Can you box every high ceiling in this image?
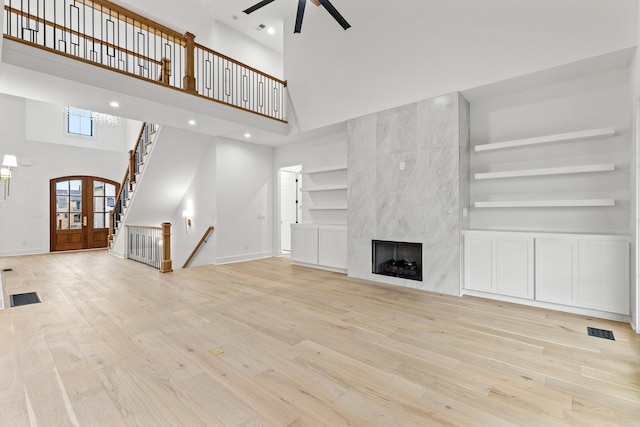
[2,0,637,146]
[112,0,314,54]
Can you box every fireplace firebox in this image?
[372,240,422,281]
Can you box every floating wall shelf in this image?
[301,185,348,192]
[474,127,615,152]
[307,205,348,210]
[301,165,348,174]
[474,199,615,208]
[474,163,615,180]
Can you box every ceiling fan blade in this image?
[294,0,306,33]
[317,0,351,30]
[243,0,277,15]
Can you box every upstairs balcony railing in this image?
[2,0,287,122]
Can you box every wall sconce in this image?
[182,210,193,231]
[1,154,17,199]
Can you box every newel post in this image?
[183,32,197,94]
[161,57,171,85]
[128,149,135,189]
[160,222,173,273]
[108,212,114,242]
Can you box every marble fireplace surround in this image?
[347,92,470,295]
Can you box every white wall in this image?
[25,100,130,152]
[630,8,640,333]
[215,138,275,264]
[126,119,145,151]
[284,0,638,132]
[197,21,284,80]
[122,126,213,227]
[0,95,126,256]
[171,143,217,269]
[274,129,347,250]
[469,67,632,234]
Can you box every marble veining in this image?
[347,92,470,296]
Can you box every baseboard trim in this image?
[216,252,274,265]
[0,248,47,257]
[109,249,126,259]
[462,289,631,323]
[291,261,347,274]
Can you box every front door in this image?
[50,176,119,251]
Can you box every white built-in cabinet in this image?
[291,164,348,273]
[463,230,630,317]
[535,237,630,314]
[464,233,534,299]
[318,226,348,270]
[291,224,347,272]
[291,224,318,265]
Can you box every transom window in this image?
[67,107,94,137]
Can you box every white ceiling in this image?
[2,0,637,147]
[112,0,316,54]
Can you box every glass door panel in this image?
[51,176,119,251]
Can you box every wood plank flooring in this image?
[0,251,638,426]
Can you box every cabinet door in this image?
[577,240,629,315]
[318,228,348,269]
[535,238,576,305]
[496,237,534,299]
[464,234,494,292]
[291,226,318,264]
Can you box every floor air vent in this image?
[10,292,41,307]
[587,327,615,341]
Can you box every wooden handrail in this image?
[114,166,129,204]
[182,226,215,269]
[4,0,288,122]
[72,0,187,42]
[194,42,287,87]
[125,224,163,231]
[4,6,164,65]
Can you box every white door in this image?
[280,166,301,253]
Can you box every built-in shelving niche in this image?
[300,166,347,224]
[473,127,617,209]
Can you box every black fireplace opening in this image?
[372,240,422,281]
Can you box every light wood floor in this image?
[0,251,639,426]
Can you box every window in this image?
[67,107,93,137]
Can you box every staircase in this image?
[109,122,158,257]
[109,124,214,259]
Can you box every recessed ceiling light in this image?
[110,101,119,108]
[244,132,251,138]
[188,120,196,126]
[267,27,275,35]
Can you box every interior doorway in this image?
[279,165,301,253]
[50,176,119,251]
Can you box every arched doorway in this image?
[50,176,119,251]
